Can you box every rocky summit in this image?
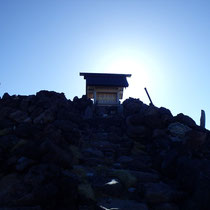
[0,90,210,210]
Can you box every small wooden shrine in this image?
[80,72,131,106]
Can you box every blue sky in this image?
[0,0,210,128]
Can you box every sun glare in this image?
[95,49,160,103]
[105,55,152,101]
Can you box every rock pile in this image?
[0,91,209,210]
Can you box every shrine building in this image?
[80,72,131,106]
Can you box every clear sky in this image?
[0,0,210,129]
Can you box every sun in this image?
[95,49,159,102]
[105,55,151,99]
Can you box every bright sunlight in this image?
[96,50,158,102]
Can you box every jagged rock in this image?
[123,97,145,116]
[41,140,73,168]
[142,182,183,203]
[132,170,160,183]
[13,140,43,161]
[0,173,26,206]
[0,135,20,151]
[185,129,207,150]
[127,125,149,139]
[174,113,196,128]
[117,156,133,164]
[82,148,104,158]
[9,110,31,123]
[108,169,137,188]
[2,92,10,100]
[168,122,191,138]
[176,158,210,210]
[0,90,209,210]
[78,183,95,202]
[14,123,41,139]
[91,176,124,197]
[33,109,55,124]
[84,106,93,119]
[144,105,162,129]
[16,156,36,172]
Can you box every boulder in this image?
[16,157,36,172]
[41,140,73,168]
[108,169,137,188]
[9,110,31,123]
[168,122,191,138]
[0,173,26,206]
[185,129,207,150]
[144,105,162,129]
[123,98,144,116]
[84,106,93,120]
[142,182,182,203]
[174,113,196,128]
[82,148,104,158]
[33,109,55,124]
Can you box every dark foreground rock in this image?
[0,91,209,210]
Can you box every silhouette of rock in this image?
[0,91,209,210]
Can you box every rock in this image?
[91,176,124,197]
[33,109,55,124]
[128,113,145,126]
[78,183,95,202]
[159,107,173,117]
[174,113,196,128]
[176,157,205,193]
[143,182,180,203]
[0,135,20,151]
[0,118,14,129]
[144,105,162,129]
[2,92,10,100]
[53,119,78,132]
[0,127,13,136]
[98,198,148,210]
[0,173,25,206]
[168,122,191,138]
[117,156,133,164]
[132,171,160,183]
[13,140,43,161]
[69,145,83,164]
[153,202,179,210]
[83,157,105,167]
[185,129,207,150]
[102,180,124,197]
[0,90,210,210]
[123,97,144,116]
[41,140,73,168]
[108,169,137,188]
[91,140,117,151]
[161,149,179,178]
[84,106,93,120]
[14,123,41,139]
[82,148,104,158]
[16,157,35,172]
[9,110,31,123]
[127,125,149,139]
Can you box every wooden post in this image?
[116,91,120,105]
[93,90,96,104]
[144,87,153,105]
[200,109,206,128]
